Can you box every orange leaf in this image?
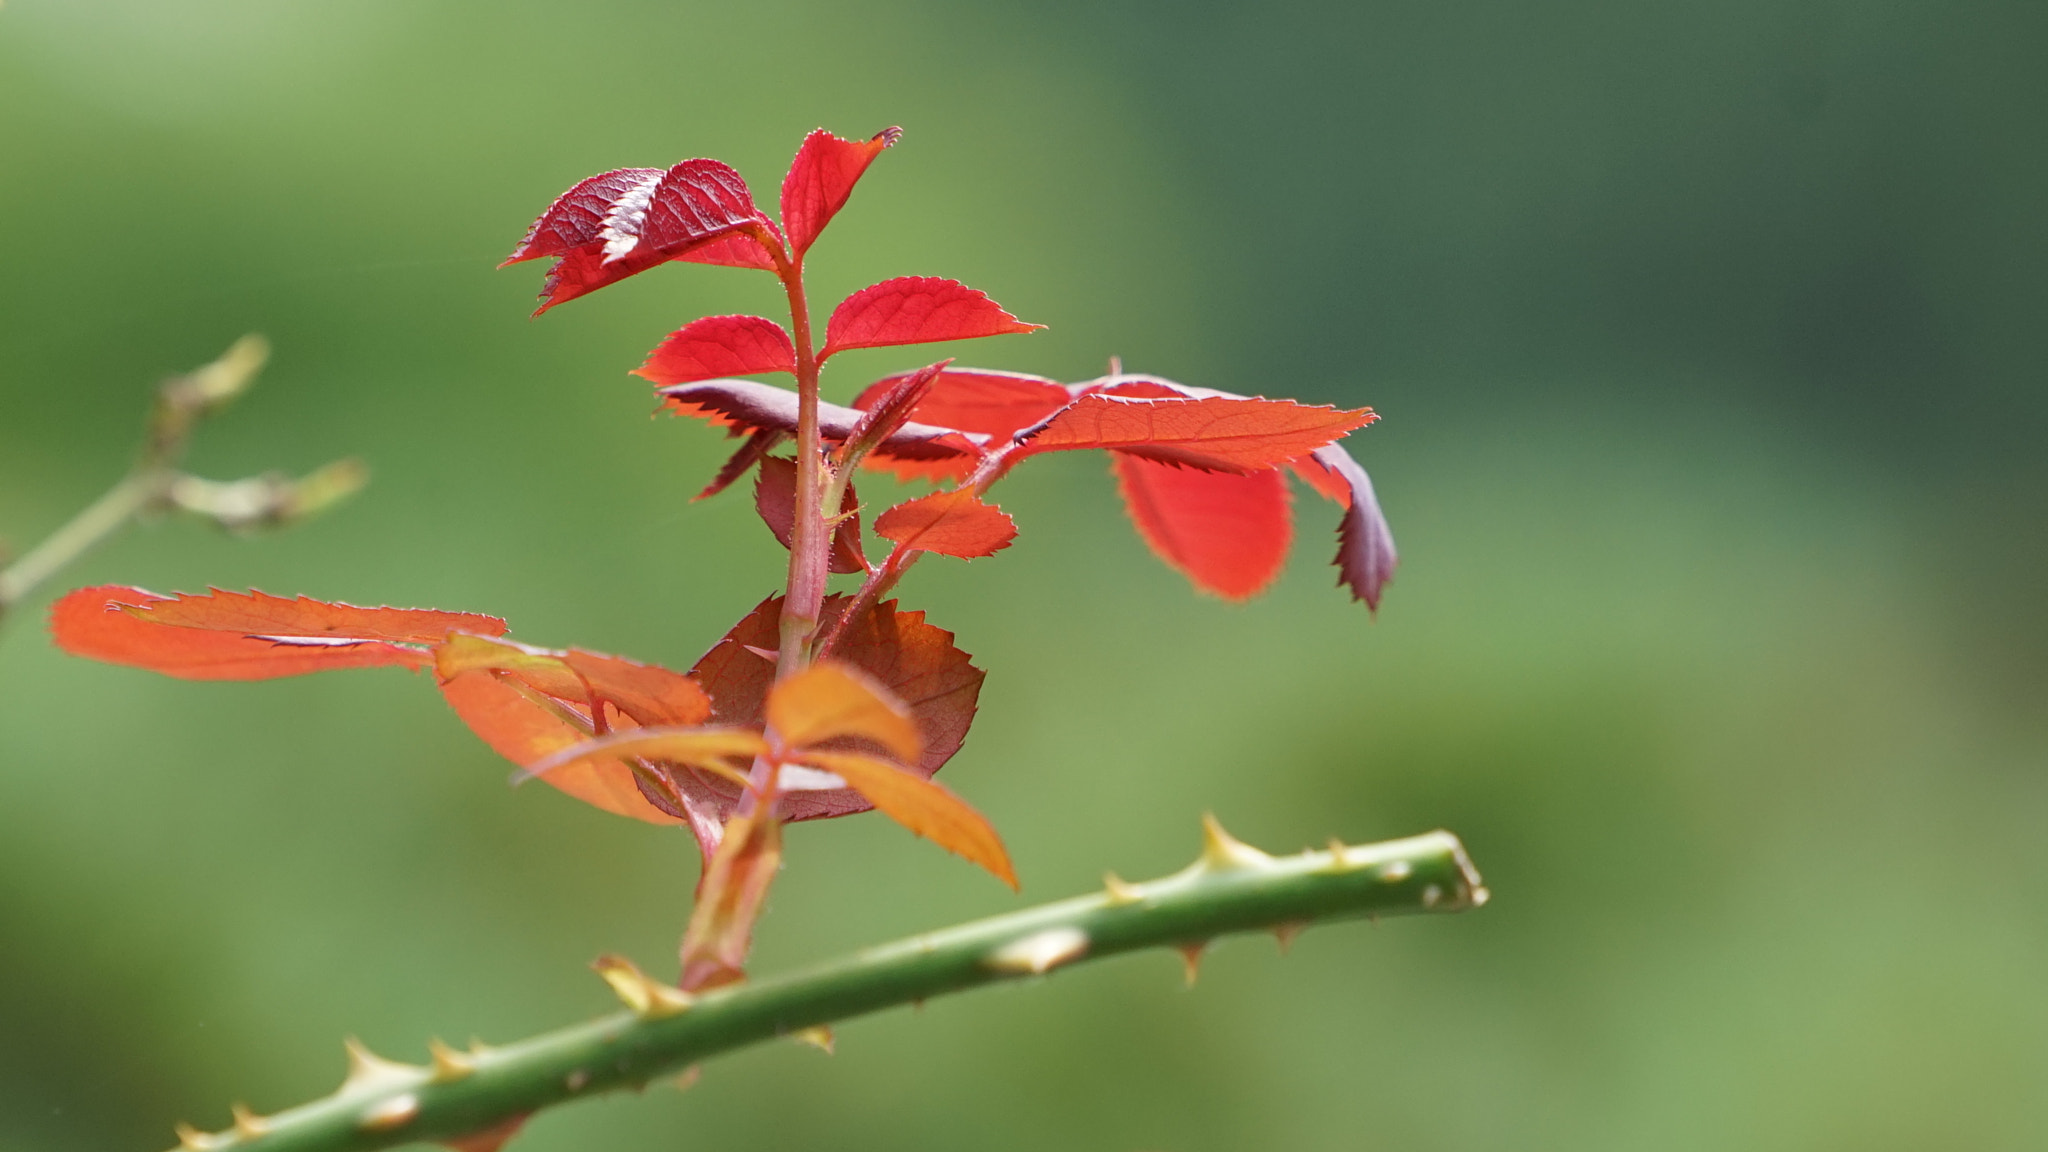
[49,585,502,680]
[765,661,922,764]
[797,750,1016,889]
[438,671,684,825]
[522,726,767,788]
[1112,455,1292,600]
[687,596,983,825]
[874,489,1017,559]
[434,633,711,728]
[1016,393,1374,472]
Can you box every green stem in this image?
[175,823,1487,1152]
[0,469,167,613]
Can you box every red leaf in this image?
[1293,443,1398,610]
[874,490,1017,559]
[510,159,774,313]
[503,168,663,264]
[621,159,768,263]
[685,596,983,824]
[820,277,1042,361]
[49,586,504,681]
[673,230,779,271]
[780,126,901,256]
[1113,456,1292,600]
[634,315,796,385]
[752,456,868,574]
[853,368,1073,442]
[1016,393,1374,472]
[659,378,986,472]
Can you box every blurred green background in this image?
[3,1,2044,1149]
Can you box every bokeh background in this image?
[3,1,2045,1149]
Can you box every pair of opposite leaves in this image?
[49,585,1008,885]
[505,125,1396,605]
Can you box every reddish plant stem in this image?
[773,247,829,682]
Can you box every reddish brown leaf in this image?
[49,585,503,681]
[780,126,901,256]
[819,277,1043,361]
[874,489,1017,559]
[660,378,986,471]
[678,812,782,990]
[752,456,868,574]
[797,750,1015,889]
[766,662,922,764]
[439,670,684,825]
[1293,443,1398,610]
[1113,455,1292,600]
[684,596,983,824]
[853,368,1073,442]
[635,315,796,385]
[1016,393,1374,472]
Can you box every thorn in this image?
[593,954,695,1019]
[1471,885,1493,907]
[791,1025,835,1055]
[1198,813,1272,872]
[1177,942,1208,987]
[1273,921,1308,955]
[1102,871,1144,906]
[986,927,1090,975]
[1381,859,1413,883]
[1324,836,1353,870]
[343,1036,422,1091]
[358,1092,421,1132]
[671,1066,703,1093]
[1422,883,1443,908]
[428,1036,477,1082]
[466,1037,492,1058]
[1107,354,1123,375]
[229,1103,268,1140]
[173,1122,222,1150]
[440,1113,531,1152]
